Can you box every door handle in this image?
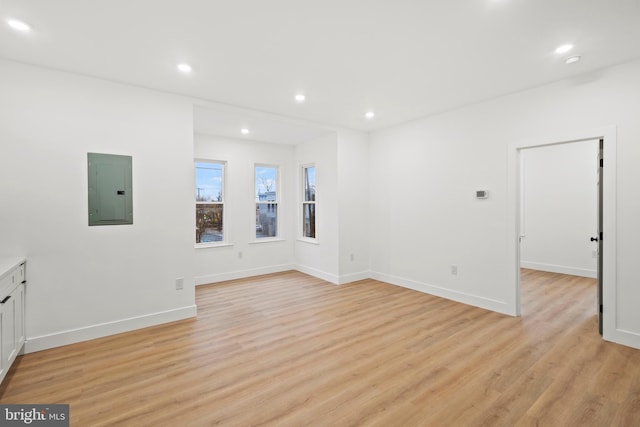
[590,237,599,242]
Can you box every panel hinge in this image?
[599,304,603,314]
[600,231,603,240]
[600,158,604,168]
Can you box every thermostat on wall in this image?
[476,190,489,199]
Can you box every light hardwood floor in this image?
[1,269,639,426]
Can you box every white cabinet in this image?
[0,258,26,384]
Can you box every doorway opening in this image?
[518,139,599,332]
[510,127,616,340]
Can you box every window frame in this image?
[195,159,228,248]
[254,163,281,241]
[300,163,318,242]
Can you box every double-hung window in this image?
[255,165,279,239]
[302,164,316,239]
[195,160,225,245]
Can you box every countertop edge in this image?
[0,257,27,280]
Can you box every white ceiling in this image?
[2,0,640,143]
[193,105,334,145]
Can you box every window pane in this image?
[196,204,223,243]
[255,166,277,202]
[195,162,223,202]
[303,203,316,238]
[256,203,277,238]
[304,166,316,202]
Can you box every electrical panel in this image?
[88,153,133,226]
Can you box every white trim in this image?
[607,328,640,350]
[520,261,597,278]
[295,264,340,285]
[195,242,233,249]
[338,271,370,285]
[297,238,320,245]
[196,263,366,287]
[24,305,197,354]
[370,271,511,315]
[248,238,286,244]
[195,264,295,285]
[508,126,624,345]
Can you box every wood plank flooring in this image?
[1,269,639,426]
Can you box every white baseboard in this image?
[370,271,512,315]
[195,264,295,285]
[338,271,370,285]
[197,262,369,286]
[293,265,370,285]
[605,327,640,350]
[520,261,597,278]
[295,264,340,284]
[24,305,197,354]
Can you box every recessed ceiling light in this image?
[565,56,581,65]
[241,128,250,135]
[7,19,31,32]
[295,94,306,103]
[177,63,192,73]
[365,111,375,120]
[555,44,573,54]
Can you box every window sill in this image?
[297,238,319,245]
[195,242,233,249]
[249,238,286,244]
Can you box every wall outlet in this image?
[175,278,184,290]
[451,265,458,275]
[592,250,598,259]
[238,251,243,259]
[350,253,355,262]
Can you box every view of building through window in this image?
[255,165,278,238]
[195,161,224,244]
[303,165,316,239]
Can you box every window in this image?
[302,164,316,239]
[255,165,278,239]
[195,161,225,245]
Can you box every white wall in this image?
[337,129,370,283]
[4,55,639,351]
[194,130,370,286]
[520,141,598,277]
[369,59,640,348]
[369,113,510,314]
[193,134,295,283]
[0,60,196,352]
[295,133,341,283]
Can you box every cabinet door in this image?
[0,289,15,372]
[13,283,25,351]
[16,263,26,349]
[0,307,5,380]
[0,264,26,385]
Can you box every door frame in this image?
[507,126,617,341]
